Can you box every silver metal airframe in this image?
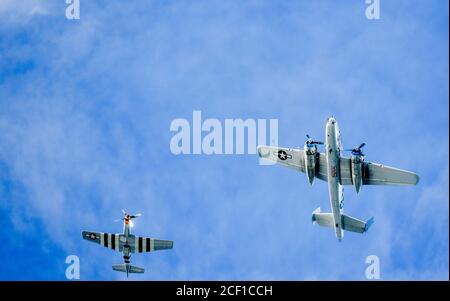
[82,211,173,276]
[258,117,419,241]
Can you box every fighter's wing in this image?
[82,231,121,251]
[339,157,419,186]
[131,236,174,253]
[257,145,328,182]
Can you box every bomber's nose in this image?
[327,116,336,124]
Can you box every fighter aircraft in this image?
[82,210,173,277]
[257,117,419,241]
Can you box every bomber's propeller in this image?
[305,134,324,146]
[345,143,366,156]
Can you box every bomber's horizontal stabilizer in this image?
[312,207,334,228]
[341,214,374,234]
[311,208,374,234]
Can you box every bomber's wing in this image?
[257,145,305,172]
[339,157,354,185]
[315,153,328,182]
[131,236,174,253]
[339,157,419,186]
[82,231,121,251]
[362,161,419,185]
[257,145,328,182]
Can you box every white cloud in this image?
[0,0,50,23]
[0,0,448,280]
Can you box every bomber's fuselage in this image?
[325,117,344,240]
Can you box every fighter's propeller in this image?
[305,134,324,146]
[345,143,366,156]
[115,210,142,222]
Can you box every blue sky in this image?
[0,0,448,280]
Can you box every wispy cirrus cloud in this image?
[0,0,52,23]
[0,0,448,280]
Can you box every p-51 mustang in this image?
[257,117,419,241]
[82,210,173,277]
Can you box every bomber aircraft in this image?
[257,117,419,241]
[82,210,173,276]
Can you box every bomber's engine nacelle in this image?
[351,155,364,193]
[345,143,366,193]
[304,144,318,185]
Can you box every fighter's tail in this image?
[312,207,374,234]
[112,264,145,277]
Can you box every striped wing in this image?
[82,231,122,251]
[132,236,174,253]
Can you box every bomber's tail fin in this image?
[311,207,374,234]
[112,264,145,277]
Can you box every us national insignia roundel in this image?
[277,150,291,160]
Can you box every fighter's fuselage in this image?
[122,217,132,274]
[325,117,345,240]
[123,216,131,237]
